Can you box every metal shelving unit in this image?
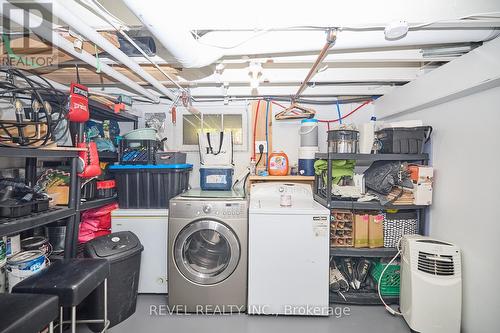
[315,152,428,161]
[0,207,75,236]
[88,98,138,126]
[315,152,430,305]
[80,195,117,211]
[0,146,81,258]
[314,194,428,211]
[330,247,399,258]
[330,291,399,305]
[0,147,80,158]
[98,151,118,161]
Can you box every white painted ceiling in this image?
[71,0,500,100]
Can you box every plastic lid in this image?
[85,231,143,259]
[301,119,318,123]
[109,163,193,170]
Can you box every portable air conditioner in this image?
[400,235,462,333]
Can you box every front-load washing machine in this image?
[168,190,247,313]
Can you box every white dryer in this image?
[248,183,330,316]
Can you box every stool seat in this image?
[0,293,58,333]
[13,258,110,307]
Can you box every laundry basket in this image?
[383,211,419,248]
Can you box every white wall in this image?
[379,87,500,332]
[131,100,375,188]
[374,37,500,332]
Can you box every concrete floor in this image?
[77,295,410,333]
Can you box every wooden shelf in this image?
[248,175,316,190]
[248,175,315,182]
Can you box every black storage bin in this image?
[109,164,192,208]
[375,126,432,154]
[83,231,144,331]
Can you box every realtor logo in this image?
[1,1,57,68]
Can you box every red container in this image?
[96,180,116,199]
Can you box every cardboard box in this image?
[354,213,369,248]
[368,214,384,248]
[413,182,433,205]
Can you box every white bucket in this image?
[298,146,319,159]
[7,250,47,292]
[299,119,319,147]
[6,234,21,258]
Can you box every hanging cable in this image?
[335,99,342,125]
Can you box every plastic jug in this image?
[268,151,289,176]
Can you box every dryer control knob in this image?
[202,204,212,214]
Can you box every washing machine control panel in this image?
[170,199,247,219]
[202,204,212,214]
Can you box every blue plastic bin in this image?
[200,166,233,191]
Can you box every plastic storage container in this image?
[199,166,234,191]
[83,231,144,332]
[299,119,318,147]
[0,201,33,218]
[371,262,400,296]
[155,151,187,165]
[96,180,116,199]
[375,126,432,154]
[118,139,159,165]
[109,164,192,209]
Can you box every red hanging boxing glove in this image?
[78,141,101,178]
[68,83,89,123]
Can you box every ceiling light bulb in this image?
[384,21,409,40]
[250,78,260,89]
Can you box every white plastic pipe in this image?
[41,0,177,100]
[123,0,499,68]
[0,0,160,102]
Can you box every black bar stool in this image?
[12,258,110,333]
[0,293,59,333]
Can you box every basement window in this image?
[180,104,248,151]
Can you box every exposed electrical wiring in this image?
[190,12,500,50]
[339,11,500,31]
[317,99,373,125]
[378,237,404,316]
[252,99,261,159]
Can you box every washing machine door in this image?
[174,219,240,285]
